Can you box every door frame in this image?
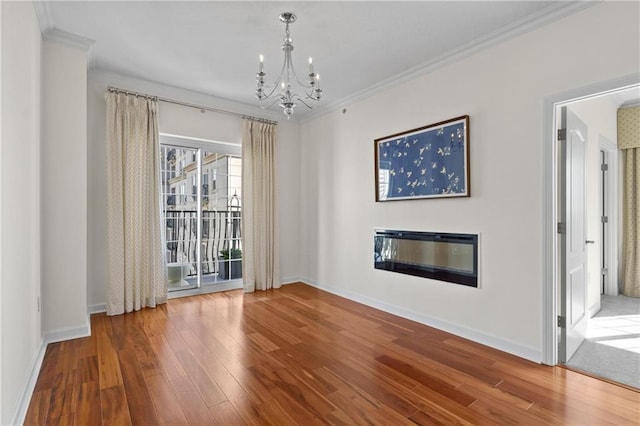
[159,133,244,299]
[598,136,619,298]
[541,73,640,366]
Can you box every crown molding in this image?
[34,2,96,68]
[43,28,95,51]
[32,1,54,34]
[302,1,597,124]
[620,100,640,109]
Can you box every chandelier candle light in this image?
[256,12,322,119]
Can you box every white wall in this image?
[568,97,618,316]
[0,1,3,417]
[0,2,42,423]
[41,39,89,335]
[299,2,640,361]
[87,72,301,307]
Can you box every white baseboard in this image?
[44,315,91,345]
[11,338,47,426]
[589,301,601,319]
[301,278,542,363]
[88,303,106,314]
[280,276,301,285]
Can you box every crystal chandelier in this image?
[256,12,322,119]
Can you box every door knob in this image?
[586,240,595,244]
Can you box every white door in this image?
[559,107,589,362]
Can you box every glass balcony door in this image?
[160,138,242,292]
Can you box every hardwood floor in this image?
[26,283,639,425]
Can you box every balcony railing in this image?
[164,209,241,277]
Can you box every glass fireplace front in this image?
[374,229,478,287]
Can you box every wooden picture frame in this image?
[374,115,470,201]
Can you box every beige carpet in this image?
[567,295,640,388]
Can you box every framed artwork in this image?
[374,115,470,201]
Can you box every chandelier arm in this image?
[303,92,320,102]
[292,97,318,109]
[290,92,320,108]
[259,57,288,100]
[260,75,284,100]
[259,96,285,110]
[286,59,316,90]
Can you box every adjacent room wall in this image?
[41,38,89,336]
[568,97,618,316]
[0,2,42,423]
[87,72,301,308]
[299,1,640,361]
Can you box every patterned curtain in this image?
[241,119,279,292]
[622,148,640,297]
[619,106,640,297]
[105,91,167,315]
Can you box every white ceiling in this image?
[40,1,595,118]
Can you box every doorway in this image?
[543,77,640,388]
[159,134,243,293]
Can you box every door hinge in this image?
[557,129,567,141]
[601,267,608,275]
[601,163,609,172]
[558,316,566,328]
[601,216,608,224]
[557,222,566,234]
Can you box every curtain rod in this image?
[106,86,278,125]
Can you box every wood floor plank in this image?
[268,387,326,426]
[374,354,474,405]
[24,389,51,425]
[44,373,74,423]
[393,334,504,385]
[168,376,217,425]
[221,360,275,404]
[267,366,336,417]
[25,283,640,425]
[341,357,492,426]
[175,349,228,407]
[33,344,60,392]
[148,334,188,381]
[76,355,99,384]
[118,348,160,425]
[254,395,302,426]
[50,414,74,426]
[208,400,246,425]
[267,349,338,396]
[145,374,189,425]
[468,398,548,425]
[100,385,132,426]
[94,315,124,390]
[409,384,494,425]
[230,396,270,426]
[457,379,533,411]
[71,381,101,426]
[188,346,250,401]
[315,354,421,417]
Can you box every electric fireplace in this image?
[374,229,478,287]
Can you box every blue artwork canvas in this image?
[375,116,469,201]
